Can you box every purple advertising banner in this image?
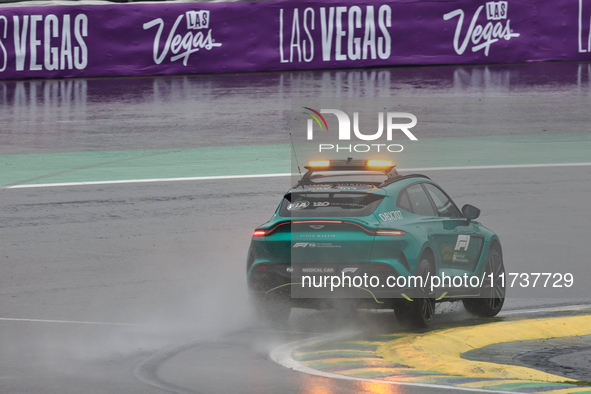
[0,0,590,79]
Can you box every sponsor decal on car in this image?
[287,200,310,210]
[454,234,471,251]
[452,235,472,263]
[302,267,335,273]
[379,210,403,221]
[292,242,341,248]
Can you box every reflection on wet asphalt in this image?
[1,62,591,154]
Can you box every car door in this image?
[397,183,441,269]
[422,183,484,277]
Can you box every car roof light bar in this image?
[304,159,395,172]
[297,158,398,188]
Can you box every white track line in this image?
[0,317,140,326]
[4,162,591,189]
[4,173,293,189]
[3,305,587,328]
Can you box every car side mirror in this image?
[462,204,480,223]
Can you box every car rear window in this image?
[280,192,384,218]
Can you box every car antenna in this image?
[289,132,302,175]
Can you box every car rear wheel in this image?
[463,246,505,317]
[394,256,435,329]
[250,292,291,328]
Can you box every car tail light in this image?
[252,222,291,237]
[292,220,343,224]
[376,230,405,236]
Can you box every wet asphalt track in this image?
[1,62,591,393]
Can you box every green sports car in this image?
[247,159,505,328]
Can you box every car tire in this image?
[394,256,435,329]
[463,246,505,318]
[250,292,291,328]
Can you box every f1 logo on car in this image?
[293,242,318,248]
[454,235,471,251]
